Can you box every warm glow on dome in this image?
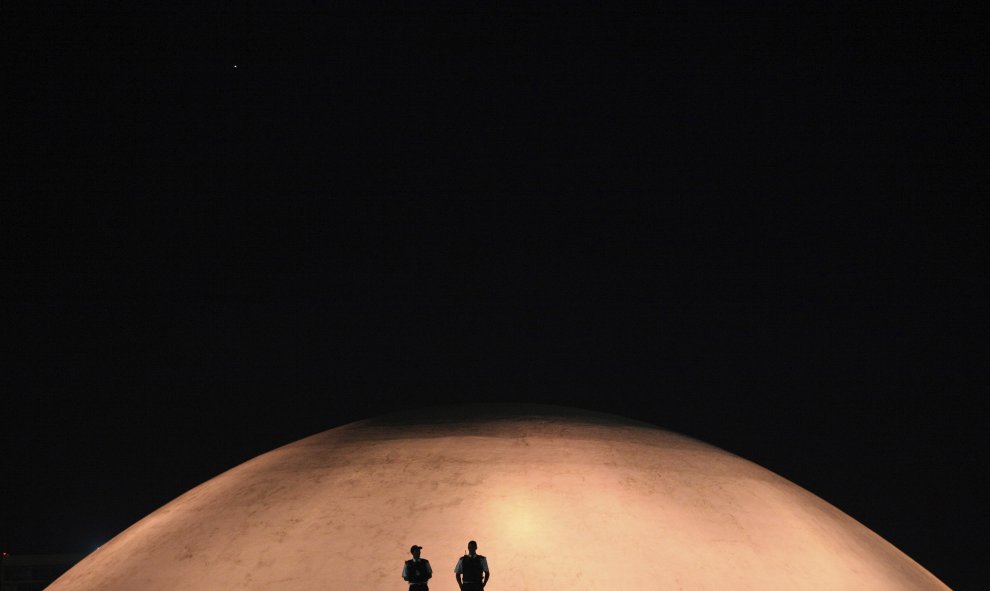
[47,405,949,591]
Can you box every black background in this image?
[2,7,985,589]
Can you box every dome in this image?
[49,404,949,590]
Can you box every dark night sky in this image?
[2,6,985,590]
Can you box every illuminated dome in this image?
[49,404,948,590]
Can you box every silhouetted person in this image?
[454,540,489,591]
[403,545,432,591]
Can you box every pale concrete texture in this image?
[49,404,949,590]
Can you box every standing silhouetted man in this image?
[403,545,432,591]
[454,540,489,591]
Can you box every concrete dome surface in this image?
[49,404,949,590]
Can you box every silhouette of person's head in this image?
[410,545,422,559]
[467,540,477,556]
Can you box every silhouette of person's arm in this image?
[402,561,409,582]
[454,556,463,589]
[425,560,433,580]
[481,557,490,587]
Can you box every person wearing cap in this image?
[454,540,489,590]
[403,545,432,591]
